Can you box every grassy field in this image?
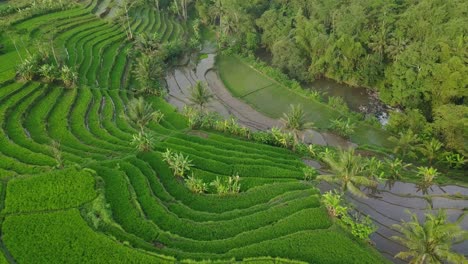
[216,55,393,148]
[0,1,388,263]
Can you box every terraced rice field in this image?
[0,1,386,263]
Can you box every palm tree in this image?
[317,149,377,198]
[280,104,314,149]
[132,54,164,95]
[388,129,420,159]
[125,97,164,132]
[384,157,411,180]
[189,81,213,110]
[417,138,443,165]
[131,132,153,152]
[392,210,468,264]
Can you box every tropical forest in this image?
[0,0,467,263]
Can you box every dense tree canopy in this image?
[196,0,468,154]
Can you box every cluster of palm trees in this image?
[389,129,465,169]
[16,54,78,88]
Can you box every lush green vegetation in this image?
[217,55,393,147]
[0,0,390,263]
[201,0,467,157]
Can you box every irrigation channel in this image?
[164,50,468,263]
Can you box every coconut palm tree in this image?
[417,138,443,165]
[416,166,439,194]
[388,129,420,159]
[189,81,213,110]
[384,157,411,180]
[280,104,314,149]
[125,97,164,132]
[316,149,377,198]
[392,210,468,264]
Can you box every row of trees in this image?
[16,52,78,88]
[195,0,467,155]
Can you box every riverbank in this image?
[216,55,393,148]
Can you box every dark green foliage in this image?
[205,0,468,154]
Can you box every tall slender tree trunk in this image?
[124,4,133,40]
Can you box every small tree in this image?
[303,166,318,181]
[280,104,314,149]
[132,54,164,95]
[316,149,377,198]
[417,138,443,165]
[60,65,78,88]
[162,149,193,178]
[189,81,213,110]
[210,174,241,195]
[416,166,439,192]
[16,57,37,81]
[388,129,420,159]
[131,132,154,152]
[125,97,164,132]
[329,117,356,138]
[384,157,411,180]
[185,175,207,194]
[39,64,57,83]
[444,152,466,169]
[322,191,347,218]
[392,210,468,264]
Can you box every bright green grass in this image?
[3,209,175,264]
[216,55,393,147]
[3,167,96,213]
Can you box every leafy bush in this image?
[302,167,318,181]
[210,174,241,195]
[131,132,154,152]
[443,152,466,169]
[185,175,207,194]
[341,213,377,240]
[322,191,347,218]
[329,117,356,138]
[162,149,193,178]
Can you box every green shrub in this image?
[329,117,356,138]
[185,175,208,194]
